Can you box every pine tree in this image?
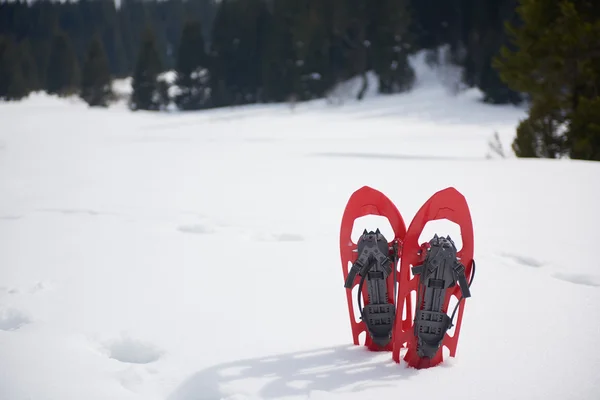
[460,0,522,104]
[46,29,80,96]
[287,0,335,100]
[0,36,29,101]
[80,34,113,107]
[18,39,40,92]
[130,26,165,111]
[368,0,415,94]
[338,0,371,100]
[511,98,567,158]
[97,0,128,77]
[568,96,600,160]
[494,0,600,160]
[260,0,296,102]
[209,0,270,106]
[174,19,210,110]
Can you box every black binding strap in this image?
[344,229,397,347]
[411,235,475,358]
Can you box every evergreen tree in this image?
[568,96,600,160]
[511,98,567,158]
[174,19,210,110]
[209,0,269,106]
[95,0,128,77]
[0,36,29,100]
[46,29,80,96]
[130,26,164,111]
[102,24,128,77]
[494,0,600,160]
[368,0,415,94]
[288,0,335,100]
[260,0,297,102]
[80,34,113,107]
[18,39,40,92]
[336,0,370,99]
[460,0,522,104]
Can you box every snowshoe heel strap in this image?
[414,310,451,358]
[454,262,471,298]
[363,303,395,347]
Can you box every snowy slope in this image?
[1,53,599,400]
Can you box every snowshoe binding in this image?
[344,229,399,348]
[410,234,473,359]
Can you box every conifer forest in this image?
[1,0,599,160]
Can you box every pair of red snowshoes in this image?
[340,186,475,369]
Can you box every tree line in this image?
[0,0,598,160]
[0,0,217,103]
[0,0,521,105]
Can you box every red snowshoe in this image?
[340,186,406,351]
[340,186,475,368]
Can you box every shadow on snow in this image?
[168,344,421,400]
[311,152,483,162]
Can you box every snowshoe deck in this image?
[392,187,475,369]
[340,186,406,351]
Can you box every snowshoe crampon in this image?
[392,187,475,369]
[340,186,406,351]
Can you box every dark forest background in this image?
[0,0,599,160]
[0,0,523,106]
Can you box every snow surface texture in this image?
[1,52,599,400]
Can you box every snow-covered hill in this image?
[1,53,599,400]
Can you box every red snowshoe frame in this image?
[340,186,474,368]
[339,186,406,351]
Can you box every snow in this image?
[1,52,600,400]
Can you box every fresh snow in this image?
[1,53,599,400]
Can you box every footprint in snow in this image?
[499,252,544,268]
[498,253,599,288]
[287,380,312,389]
[0,281,52,296]
[0,308,31,331]
[0,286,17,296]
[104,335,163,364]
[177,224,215,235]
[0,215,22,221]
[259,357,279,363]
[29,281,52,294]
[244,137,277,143]
[274,233,304,242]
[116,368,144,392]
[255,232,305,242]
[38,208,118,217]
[552,272,600,288]
[218,366,252,377]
